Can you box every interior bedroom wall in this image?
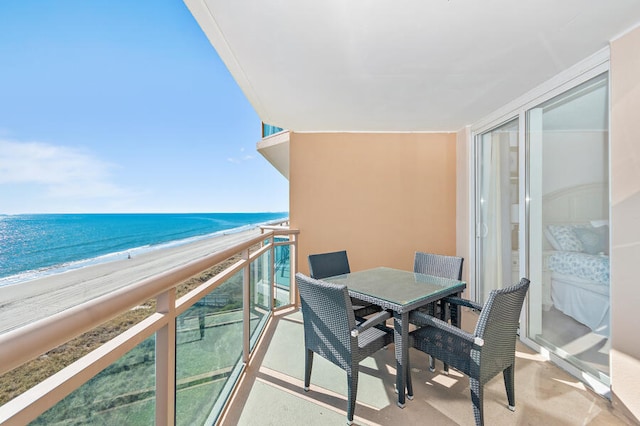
[542,130,608,195]
[610,24,640,422]
[289,132,457,276]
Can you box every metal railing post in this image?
[156,288,176,426]
[242,248,250,364]
[269,236,275,309]
[290,233,299,306]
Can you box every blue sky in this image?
[0,1,288,214]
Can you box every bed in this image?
[542,183,610,336]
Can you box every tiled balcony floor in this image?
[220,308,632,425]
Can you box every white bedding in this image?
[548,251,609,284]
[551,272,609,335]
[544,220,610,335]
[541,185,610,337]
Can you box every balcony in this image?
[257,124,289,180]
[0,227,631,425]
[262,123,285,138]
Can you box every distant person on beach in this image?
[127,253,131,259]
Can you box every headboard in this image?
[542,182,609,224]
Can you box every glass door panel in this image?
[476,118,519,303]
[526,73,610,382]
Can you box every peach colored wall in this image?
[610,26,640,421]
[289,132,457,275]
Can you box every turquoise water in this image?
[0,212,287,286]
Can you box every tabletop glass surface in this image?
[325,267,466,306]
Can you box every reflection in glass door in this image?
[476,119,519,303]
[527,73,610,383]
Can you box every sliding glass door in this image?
[527,73,610,382]
[475,118,519,303]
[475,72,610,387]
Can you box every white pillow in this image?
[574,226,608,255]
[544,227,563,250]
[547,224,588,252]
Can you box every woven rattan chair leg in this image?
[347,367,359,425]
[304,349,313,391]
[470,377,484,426]
[406,355,414,399]
[503,365,515,410]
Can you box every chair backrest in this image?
[413,252,464,280]
[474,278,530,380]
[308,250,351,279]
[296,273,356,370]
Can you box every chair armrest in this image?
[410,311,484,347]
[351,310,392,337]
[443,296,482,312]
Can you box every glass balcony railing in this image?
[176,269,244,425]
[274,236,292,308]
[0,221,298,425]
[33,334,157,424]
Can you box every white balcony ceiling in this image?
[185,0,640,132]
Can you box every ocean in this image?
[0,212,288,286]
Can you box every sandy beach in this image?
[0,227,263,334]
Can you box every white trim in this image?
[472,47,610,134]
[463,126,477,301]
[291,130,457,134]
[468,128,477,302]
[518,109,527,286]
[610,21,640,42]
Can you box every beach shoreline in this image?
[0,227,263,334]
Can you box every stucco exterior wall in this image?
[610,25,640,421]
[289,132,456,275]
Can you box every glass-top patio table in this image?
[324,266,467,407]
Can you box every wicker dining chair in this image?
[308,250,381,317]
[296,273,394,425]
[412,252,464,318]
[409,278,530,426]
[411,252,464,371]
[414,251,464,281]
